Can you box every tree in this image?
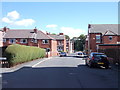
[65,35,70,40]
[51,33,56,35]
[74,34,86,51]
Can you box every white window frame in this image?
[20,39,27,44]
[31,39,34,42]
[34,39,37,43]
[96,35,101,43]
[42,40,49,44]
[9,39,16,44]
[3,39,6,43]
[109,36,112,41]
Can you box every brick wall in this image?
[89,33,102,52]
[118,35,120,42]
[0,31,3,47]
[64,38,66,52]
[103,35,118,44]
[38,39,51,49]
[50,40,58,56]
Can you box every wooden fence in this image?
[98,48,120,65]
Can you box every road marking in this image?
[32,57,52,67]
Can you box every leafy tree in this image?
[65,35,70,40]
[51,33,56,35]
[74,34,86,51]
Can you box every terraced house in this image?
[85,24,120,54]
[2,27,58,57]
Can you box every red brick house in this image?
[47,33,66,52]
[2,27,58,57]
[0,29,3,47]
[85,24,120,54]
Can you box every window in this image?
[3,39,6,43]
[42,40,49,44]
[31,39,34,42]
[109,36,112,41]
[96,35,101,43]
[20,39,27,44]
[9,39,16,44]
[34,39,37,43]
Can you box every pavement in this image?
[0,57,53,73]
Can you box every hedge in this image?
[4,44,46,66]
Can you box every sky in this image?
[1,1,118,38]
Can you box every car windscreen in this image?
[78,53,82,55]
[61,52,65,54]
[94,54,107,59]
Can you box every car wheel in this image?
[88,61,93,68]
[105,65,109,69]
[85,60,88,66]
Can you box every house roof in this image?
[89,24,119,35]
[48,34,65,40]
[3,29,53,40]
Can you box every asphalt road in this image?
[2,54,118,88]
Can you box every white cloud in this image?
[7,11,20,20]
[46,24,58,28]
[2,10,35,27]
[13,19,35,27]
[2,17,13,23]
[60,27,87,39]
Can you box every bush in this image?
[4,44,46,66]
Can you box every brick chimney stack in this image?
[46,31,50,35]
[59,33,64,35]
[3,27,9,32]
[34,27,37,33]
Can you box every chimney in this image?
[59,33,64,35]
[34,27,37,33]
[88,24,91,29]
[46,31,50,35]
[3,27,9,32]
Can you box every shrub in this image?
[4,44,46,66]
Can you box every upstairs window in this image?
[109,36,112,41]
[96,35,101,43]
[34,39,37,43]
[42,40,49,44]
[20,39,27,44]
[3,39,6,43]
[9,39,16,44]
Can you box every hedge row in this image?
[4,44,46,66]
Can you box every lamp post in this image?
[88,24,91,55]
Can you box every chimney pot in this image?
[3,27,9,32]
[59,33,64,35]
[34,27,37,33]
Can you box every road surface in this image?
[2,54,119,88]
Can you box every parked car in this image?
[59,52,67,57]
[85,52,109,69]
[76,52,87,58]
